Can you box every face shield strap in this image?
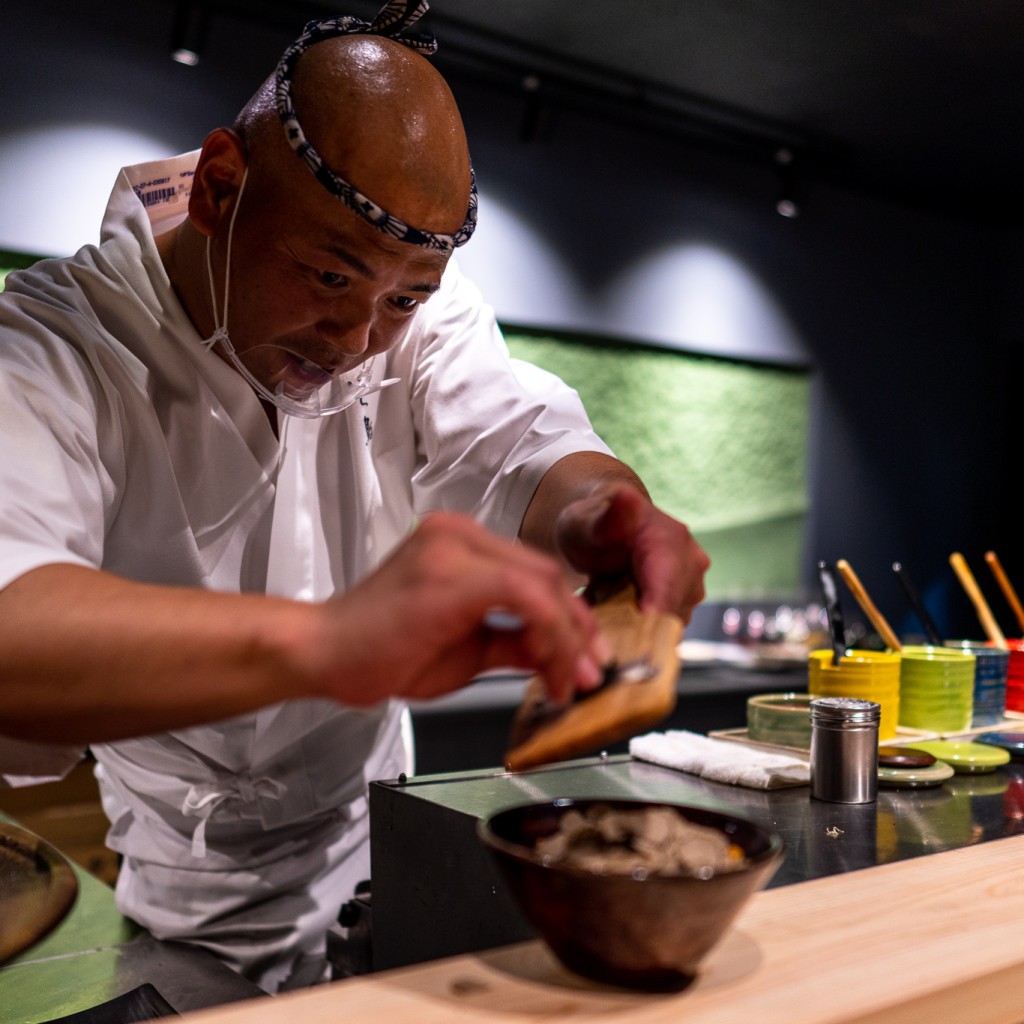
[274,0,477,253]
[200,169,399,420]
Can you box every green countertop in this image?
[0,811,262,1023]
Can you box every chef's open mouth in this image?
[216,335,398,418]
[279,350,338,392]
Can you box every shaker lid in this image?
[810,696,881,723]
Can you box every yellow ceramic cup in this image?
[808,648,901,742]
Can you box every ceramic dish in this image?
[877,760,955,789]
[878,745,936,768]
[905,740,1011,773]
[971,731,1024,759]
[0,823,79,965]
[479,798,784,992]
[746,693,813,748]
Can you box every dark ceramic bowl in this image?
[478,798,783,992]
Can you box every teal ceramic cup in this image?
[944,640,1009,727]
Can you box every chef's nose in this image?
[318,316,372,357]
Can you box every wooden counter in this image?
[176,833,1024,1024]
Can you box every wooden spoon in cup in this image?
[949,551,1009,650]
[984,550,1024,635]
[836,558,903,652]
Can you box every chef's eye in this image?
[317,270,347,288]
[393,294,419,311]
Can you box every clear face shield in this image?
[208,329,399,420]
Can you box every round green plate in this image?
[878,760,955,788]
[905,740,1011,773]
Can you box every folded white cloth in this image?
[630,729,810,789]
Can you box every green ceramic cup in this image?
[747,693,813,749]
[898,645,975,733]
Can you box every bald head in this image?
[234,34,472,238]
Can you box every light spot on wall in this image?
[0,125,170,256]
[453,191,588,328]
[605,242,809,365]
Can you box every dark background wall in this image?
[2,0,1021,644]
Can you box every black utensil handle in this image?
[817,560,846,666]
[892,562,942,645]
[36,984,178,1023]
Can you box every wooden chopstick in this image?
[836,559,903,652]
[985,550,1024,634]
[949,551,1009,650]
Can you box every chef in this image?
[0,0,709,993]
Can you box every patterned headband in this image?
[274,0,477,252]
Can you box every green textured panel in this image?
[1,249,46,291]
[505,329,810,599]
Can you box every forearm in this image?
[519,451,710,621]
[0,515,615,744]
[519,451,649,557]
[0,564,323,744]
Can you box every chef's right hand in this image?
[309,513,612,707]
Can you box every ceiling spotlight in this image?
[519,74,551,143]
[774,147,803,218]
[172,48,200,67]
[776,196,799,218]
[171,3,209,66]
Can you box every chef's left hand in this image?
[553,484,710,624]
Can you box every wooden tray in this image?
[940,715,1024,740]
[708,725,940,755]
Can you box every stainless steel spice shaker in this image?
[809,696,880,803]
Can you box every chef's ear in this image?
[188,128,247,237]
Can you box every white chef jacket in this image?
[0,151,611,989]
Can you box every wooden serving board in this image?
[504,585,683,772]
[175,835,1024,1024]
[941,716,1024,740]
